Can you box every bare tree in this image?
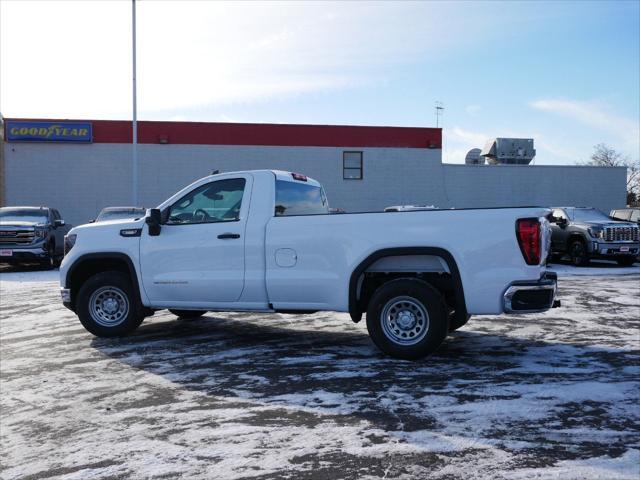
[580,144,640,206]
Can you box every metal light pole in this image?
[132,0,138,205]
[434,101,444,128]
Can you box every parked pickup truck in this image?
[0,206,70,267]
[548,207,639,267]
[60,170,558,359]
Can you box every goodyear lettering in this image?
[5,121,92,142]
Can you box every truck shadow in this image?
[90,312,639,459]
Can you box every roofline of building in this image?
[3,118,442,149]
[442,163,627,169]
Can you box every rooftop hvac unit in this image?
[465,148,484,165]
[481,138,535,165]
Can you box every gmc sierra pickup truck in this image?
[548,207,639,266]
[60,170,558,359]
[0,206,70,267]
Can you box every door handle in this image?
[217,233,240,239]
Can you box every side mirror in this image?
[54,219,65,227]
[146,208,162,236]
[558,218,567,227]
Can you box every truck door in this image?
[140,175,251,305]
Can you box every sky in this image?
[1,0,638,165]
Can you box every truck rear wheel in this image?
[169,309,207,319]
[76,271,144,337]
[366,279,448,360]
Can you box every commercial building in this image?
[1,118,627,226]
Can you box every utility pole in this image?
[132,0,138,205]
[434,101,444,128]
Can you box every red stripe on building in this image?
[4,119,441,148]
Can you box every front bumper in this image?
[503,272,558,314]
[588,241,639,257]
[0,245,49,263]
[60,288,73,311]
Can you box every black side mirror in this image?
[146,208,162,236]
[558,218,568,227]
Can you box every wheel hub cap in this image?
[380,296,430,346]
[102,298,119,314]
[89,286,129,327]
[397,310,416,329]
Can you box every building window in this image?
[343,151,363,180]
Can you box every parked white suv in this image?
[60,170,557,359]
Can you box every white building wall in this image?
[3,142,627,226]
[440,164,627,211]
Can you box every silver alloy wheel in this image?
[89,286,130,327]
[380,296,430,346]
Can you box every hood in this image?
[69,217,145,236]
[576,219,637,227]
[0,221,45,228]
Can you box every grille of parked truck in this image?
[59,170,559,359]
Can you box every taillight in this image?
[516,218,541,265]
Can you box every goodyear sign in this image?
[6,121,92,143]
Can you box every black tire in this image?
[39,242,57,270]
[616,256,637,267]
[366,278,448,360]
[568,239,589,267]
[449,313,471,332]
[76,271,144,337]
[169,309,207,319]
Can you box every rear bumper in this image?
[503,272,558,314]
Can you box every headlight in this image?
[34,228,47,239]
[64,234,77,255]
[588,226,604,239]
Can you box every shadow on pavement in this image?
[90,312,639,461]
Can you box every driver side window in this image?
[167,178,246,225]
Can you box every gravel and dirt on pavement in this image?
[0,264,639,479]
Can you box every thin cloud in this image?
[529,98,640,148]
[465,105,482,116]
[0,1,509,119]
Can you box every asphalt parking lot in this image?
[1,264,639,479]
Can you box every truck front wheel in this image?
[616,256,637,267]
[366,279,448,360]
[569,239,589,267]
[76,271,144,337]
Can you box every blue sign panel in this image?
[6,121,92,143]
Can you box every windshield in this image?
[0,208,48,224]
[96,209,145,222]
[567,208,610,222]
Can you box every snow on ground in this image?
[0,265,639,479]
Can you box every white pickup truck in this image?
[60,170,558,359]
